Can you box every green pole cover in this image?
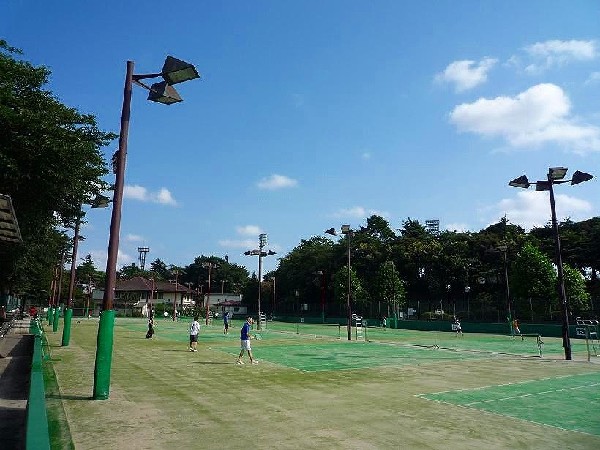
[61,308,73,346]
[93,309,115,400]
[52,306,60,332]
[48,307,53,325]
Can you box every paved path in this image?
[0,320,33,450]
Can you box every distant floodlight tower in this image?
[138,246,150,270]
[425,219,440,235]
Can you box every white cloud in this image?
[257,174,298,190]
[124,185,148,201]
[332,206,388,219]
[490,190,592,230]
[361,152,372,160]
[154,188,177,205]
[90,248,134,273]
[449,83,600,153]
[218,239,259,249]
[126,234,144,242]
[236,225,263,236]
[435,57,497,92]
[445,223,470,232]
[524,39,597,73]
[124,185,178,205]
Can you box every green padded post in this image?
[61,308,73,346]
[93,309,115,400]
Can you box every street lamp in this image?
[169,270,180,321]
[496,244,512,332]
[325,225,353,341]
[244,233,276,330]
[315,270,326,323]
[93,56,200,400]
[202,262,218,325]
[509,167,593,360]
[63,196,110,347]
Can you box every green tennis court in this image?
[42,318,600,449]
[419,372,600,436]
[216,340,487,371]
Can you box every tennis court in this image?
[419,372,600,436]
[42,317,600,449]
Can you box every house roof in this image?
[115,276,191,293]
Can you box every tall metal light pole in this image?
[93,56,199,400]
[509,167,593,360]
[63,197,109,346]
[244,233,276,330]
[316,270,326,323]
[202,262,218,325]
[171,270,179,321]
[325,225,353,341]
[497,244,512,333]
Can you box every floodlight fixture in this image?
[161,56,201,85]
[549,167,568,180]
[571,170,593,185]
[148,81,182,105]
[508,175,530,189]
[324,227,337,236]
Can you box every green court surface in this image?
[419,372,600,436]
[216,340,486,371]
[43,317,600,449]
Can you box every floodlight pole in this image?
[93,60,133,400]
[326,226,352,340]
[548,173,572,360]
[509,167,593,360]
[62,216,81,347]
[202,263,217,325]
[345,231,352,341]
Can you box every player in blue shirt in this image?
[223,311,230,334]
[236,316,257,364]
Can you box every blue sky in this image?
[3,1,600,276]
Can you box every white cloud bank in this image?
[236,225,263,236]
[257,174,298,190]
[124,185,178,205]
[435,57,497,92]
[489,190,593,230]
[524,39,597,73]
[449,83,600,153]
[332,206,389,219]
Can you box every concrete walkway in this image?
[0,319,34,450]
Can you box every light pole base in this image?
[52,306,60,332]
[93,309,115,400]
[61,308,73,346]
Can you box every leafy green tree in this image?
[273,236,335,313]
[375,261,405,318]
[118,263,147,279]
[563,264,591,316]
[511,242,556,321]
[0,40,115,295]
[149,259,170,280]
[333,265,366,315]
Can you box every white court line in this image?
[461,382,599,406]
